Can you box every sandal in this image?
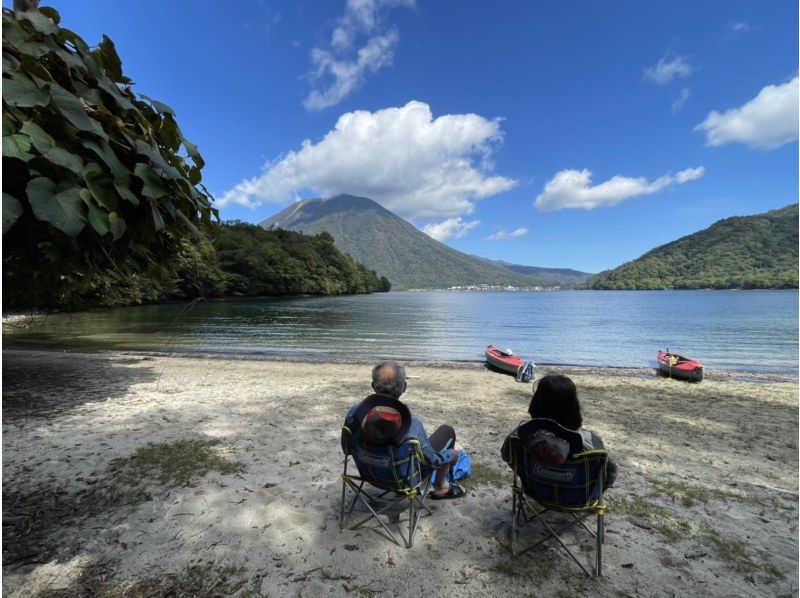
[430,483,466,500]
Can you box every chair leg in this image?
[407,497,416,549]
[510,498,519,555]
[339,479,347,531]
[342,480,364,530]
[596,512,604,577]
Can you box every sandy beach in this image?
[2,349,798,597]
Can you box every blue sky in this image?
[29,1,799,272]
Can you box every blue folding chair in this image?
[340,426,433,548]
[502,418,609,577]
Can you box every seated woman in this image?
[505,374,618,488]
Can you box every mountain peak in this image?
[260,195,543,289]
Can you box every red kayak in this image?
[657,351,703,382]
[486,345,524,374]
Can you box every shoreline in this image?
[3,347,797,383]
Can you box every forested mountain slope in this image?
[584,204,798,290]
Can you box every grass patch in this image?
[699,523,786,582]
[700,524,757,574]
[44,561,256,597]
[4,439,244,568]
[110,439,245,486]
[609,495,694,544]
[650,479,743,507]
[3,483,152,567]
[658,518,693,543]
[609,495,670,519]
[492,549,559,581]
[462,463,509,489]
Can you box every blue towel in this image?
[431,450,472,484]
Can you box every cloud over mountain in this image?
[534,167,705,212]
[219,101,517,220]
[422,218,481,241]
[695,76,798,150]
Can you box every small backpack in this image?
[516,360,535,383]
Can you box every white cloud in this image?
[534,167,705,212]
[671,88,690,113]
[423,218,480,241]
[695,76,799,150]
[304,0,414,110]
[730,21,751,32]
[487,227,528,240]
[643,54,694,85]
[219,101,518,220]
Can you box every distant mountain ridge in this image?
[260,194,547,290]
[584,203,799,289]
[472,256,593,285]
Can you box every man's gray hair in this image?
[371,361,407,398]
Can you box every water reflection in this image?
[5,291,798,372]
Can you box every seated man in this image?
[344,360,465,500]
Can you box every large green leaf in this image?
[150,202,165,231]
[26,177,86,237]
[188,166,201,185]
[114,182,140,207]
[46,146,83,174]
[15,40,50,59]
[3,51,21,72]
[108,211,126,240]
[139,93,175,115]
[87,203,109,236]
[97,78,136,112]
[3,193,24,233]
[82,140,127,181]
[20,121,55,153]
[135,140,180,179]
[48,83,95,131]
[134,163,168,199]
[2,113,17,135]
[95,35,123,82]
[2,13,29,47]
[181,135,199,158]
[158,114,181,151]
[176,208,199,235]
[84,163,119,211]
[19,10,58,36]
[43,36,84,70]
[38,7,61,25]
[20,53,55,82]
[3,76,49,107]
[3,134,34,161]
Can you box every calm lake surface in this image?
[5,290,798,373]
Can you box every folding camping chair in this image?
[503,418,609,577]
[339,425,433,548]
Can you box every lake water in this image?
[5,290,798,373]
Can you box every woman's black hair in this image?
[528,374,583,430]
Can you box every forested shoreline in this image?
[4,221,391,312]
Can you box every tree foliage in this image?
[584,204,799,290]
[2,4,215,309]
[204,222,387,297]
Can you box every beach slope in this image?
[2,350,797,597]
